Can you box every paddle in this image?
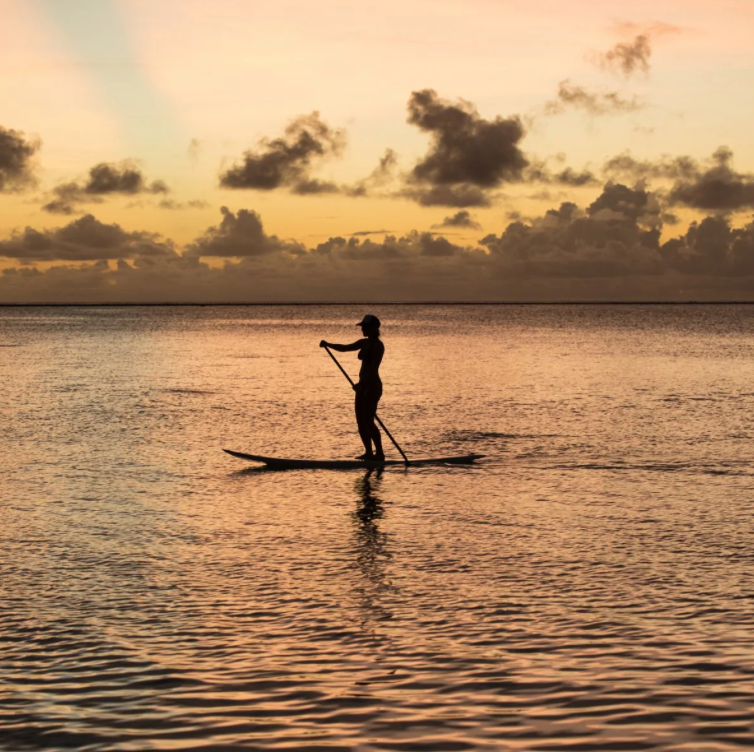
[323,345,410,465]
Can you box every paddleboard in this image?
[224,449,484,470]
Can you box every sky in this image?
[1,0,754,302]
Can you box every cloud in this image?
[220,143,396,200]
[598,35,652,77]
[587,181,662,224]
[603,151,698,181]
[544,80,642,116]
[43,161,170,214]
[525,157,599,187]
[6,192,754,303]
[313,231,468,261]
[345,149,400,198]
[552,167,600,186]
[605,147,754,212]
[526,189,567,202]
[660,216,754,275]
[0,214,176,262]
[667,147,754,212]
[404,89,527,207]
[407,90,527,186]
[367,148,398,186]
[350,229,392,236]
[481,184,754,284]
[0,126,41,192]
[417,234,462,257]
[0,228,483,304]
[433,210,482,230]
[402,184,492,208]
[88,162,167,195]
[479,184,666,279]
[158,199,210,211]
[595,24,684,77]
[291,178,341,195]
[185,206,305,257]
[219,112,345,193]
[40,184,84,215]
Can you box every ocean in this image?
[2,304,754,751]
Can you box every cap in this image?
[357,314,381,328]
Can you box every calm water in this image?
[2,304,754,751]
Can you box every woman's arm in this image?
[319,339,365,352]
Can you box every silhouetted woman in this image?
[320,314,385,460]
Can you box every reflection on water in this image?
[2,304,754,751]
[352,470,394,629]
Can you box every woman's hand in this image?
[319,340,328,348]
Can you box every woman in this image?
[320,314,385,460]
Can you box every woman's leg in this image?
[355,394,374,458]
[366,387,383,459]
[369,420,383,458]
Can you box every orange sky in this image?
[1,0,754,301]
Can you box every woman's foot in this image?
[374,452,385,461]
[355,452,374,460]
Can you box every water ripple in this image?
[3,305,754,750]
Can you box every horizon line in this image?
[3,301,754,307]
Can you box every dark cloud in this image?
[313,231,466,261]
[404,89,527,207]
[479,187,664,278]
[526,158,599,187]
[88,162,166,195]
[185,206,305,258]
[660,216,754,276]
[219,112,345,193]
[479,184,753,284]
[219,146,398,200]
[555,167,599,186]
[667,148,754,212]
[408,89,527,186]
[418,234,461,256]
[0,228,482,304]
[350,230,392,236]
[599,35,652,77]
[544,80,642,116]
[603,152,698,181]
[291,178,341,195]
[433,210,482,230]
[402,184,491,208]
[5,199,754,302]
[605,147,754,212]
[662,212,680,225]
[0,214,176,262]
[0,126,41,192]
[42,185,85,215]
[43,161,170,214]
[158,199,210,211]
[526,189,565,203]
[587,182,661,225]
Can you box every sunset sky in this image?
[2,0,754,302]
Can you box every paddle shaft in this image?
[324,345,410,465]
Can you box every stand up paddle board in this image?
[224,449,484,470]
